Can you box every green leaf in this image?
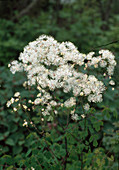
[113,110,118,119]
[5,138,15,146]
[6,166,14,170]
[0,134,4,141]
[89,136,93,143]
[26,149,32,157]
[13,145,22,155]
[93,140,98,147]
[18,140,25,145]
[95,124,100,132]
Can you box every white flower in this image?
[70,110,75,114]
[15,98,19,102]
[81,114,85,119]
[6,101,11,107]
[64,97,76,108]
[88,94,103,103]
[91,57,100,65]
[86,52,95,60]
[10,60,23,74]
[23,105,27,110]
[83,103,90,111]
[99,60,107,67]
[28,100,32,103]
[23,120,28,127]
[54,110,58,114]
[37,93,41,97]
[34,98,43,105]
[10,97,14,104]
[109,80,115,86]
[8,64,11,67]
[13,107,17,112]
[50,100,57,106]
[71,114,79,121]
[31,167,35,170]
[14,92,20,97]
[80,92,84,96]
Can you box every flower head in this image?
[7,35,116,120]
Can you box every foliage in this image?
[0,67,32,160]
[0,54,119,169]
[0,0,119,169]
[0,96,118,169]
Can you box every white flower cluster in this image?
[7,35,116,120]
[6,92,20,107]
[86,50,116,75]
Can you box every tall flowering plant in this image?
[6,35,117,169]
[7,35,116,121]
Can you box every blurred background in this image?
[0,0,119,65]
[0,0,119,169]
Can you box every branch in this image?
[92,39,119,50]
[13,0,38,20]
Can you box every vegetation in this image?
[0,0,119,169]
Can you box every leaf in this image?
[93,140,98,147]
[1,155,13,164]
[89,136,93,143]
[0,134,4,141]
[6,166,14,170]
[113,110,118,119]
[89,125,94,134]
[4,131,10,137]
[18,140,25,145]
[26,149,32,157]
[13,145,22,155]
[5,138,15,146]
[94,123,100,132]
